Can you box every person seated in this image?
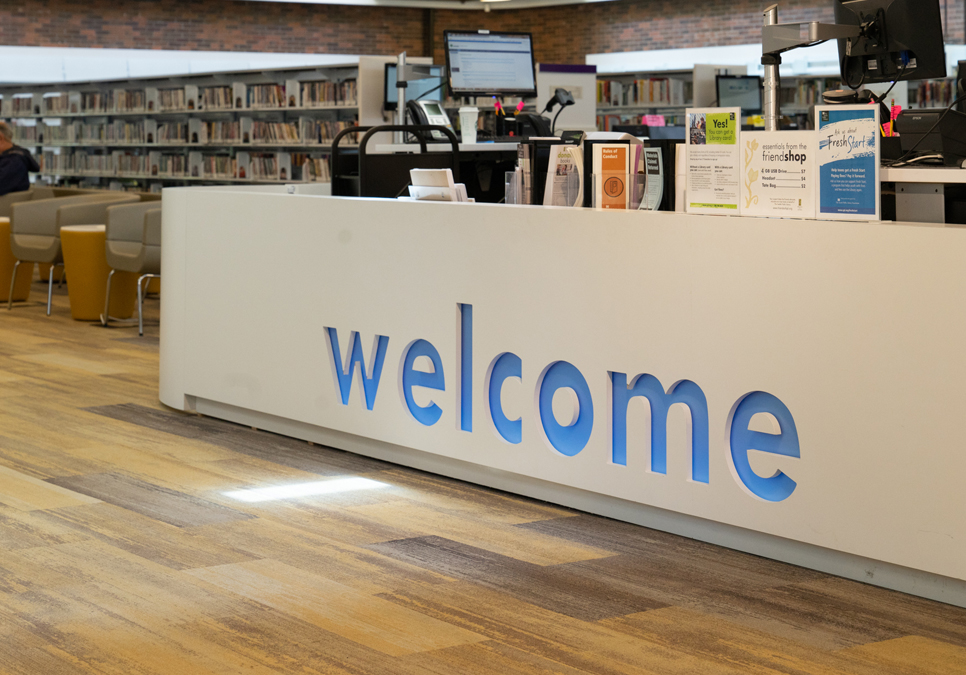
[0,121,41,197]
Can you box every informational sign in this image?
[815,105,880,221]
[592,144,629,209]
[740,130,816,218]
[685,107,741,215]
[637,146,664,211]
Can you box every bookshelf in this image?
[0,59,395,192]
[591,65,752,131]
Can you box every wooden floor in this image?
[1,276,966,674]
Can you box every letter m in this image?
[610,372,709,483]
[325,328,389,411]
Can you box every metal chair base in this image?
[101,270,159,336]
[8,261,63,316]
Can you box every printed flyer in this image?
[685,107,741,215]
[740,130,816,218]
[636,146,664,211]
[815,105,880,220]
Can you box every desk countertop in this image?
[372,142,519,153]
[881,165,966,183]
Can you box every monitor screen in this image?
[384,64,444,111]
[716,75,762,114]
[443,31,537,98]
[834,0,946,86]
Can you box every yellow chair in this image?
[0,217,33,302]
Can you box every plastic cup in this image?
[458,107,479,144]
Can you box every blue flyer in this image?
[815,105,880,220]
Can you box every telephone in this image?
[406,100,454,141]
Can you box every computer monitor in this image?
[834,0,947,87]
[384,63,444,112]
[716,75,763,114]
[443,31,537,98]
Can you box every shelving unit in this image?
[594,69,693,130]
[0,59,401,192]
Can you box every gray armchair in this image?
[102,202,161,335]
[8,192,139,315]
[0,186,101,219]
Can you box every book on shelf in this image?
[113,88,145,113]
[192,153,236,179]
[251,120,300,144]
[44,93,70,115]
[291,152,331,182]
[300,79,358,107]
[914,79,955,108]
[248,83,286,109]
[156,121,188,144]
[82,91,112,114]
[248,152,281,180]
[205,120,240,143]
[299,118,357,144]
[158,87,187,112]
[114,151,150,177]
[597,78,690,107]
[199,85,234,111]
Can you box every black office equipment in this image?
[894,109,966,167]
[833,0,947,87]
[716,75,763,114]
[330,125,460,198]
[443,31,537,99]
[611,125,686,141]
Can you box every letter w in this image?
[325,328,389,411]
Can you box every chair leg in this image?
[136,274,158,337]
[100,269,116,327]
[46,264,55,316]
[8,260,21,310]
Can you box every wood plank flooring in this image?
[1,274,966,674]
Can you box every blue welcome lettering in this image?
[324,328,389,411]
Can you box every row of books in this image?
[41,149,332,181]
[200,86,235,111]
[251,121,300,144]
[597,78,691,107]
[913,79,957,108]
[13,116,360,146]
[595,112,685,131]
[300,119,357,144]
[300,80,358,107]
[1,79,360,116]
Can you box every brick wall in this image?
[433,0,964,64]
[1,0,962,65]
[0,0,427,54]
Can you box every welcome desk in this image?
[160,186,966,607]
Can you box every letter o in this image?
[537,361,594,457]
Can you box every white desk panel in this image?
[161,191,966,606]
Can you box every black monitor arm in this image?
[760,4,862,131]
